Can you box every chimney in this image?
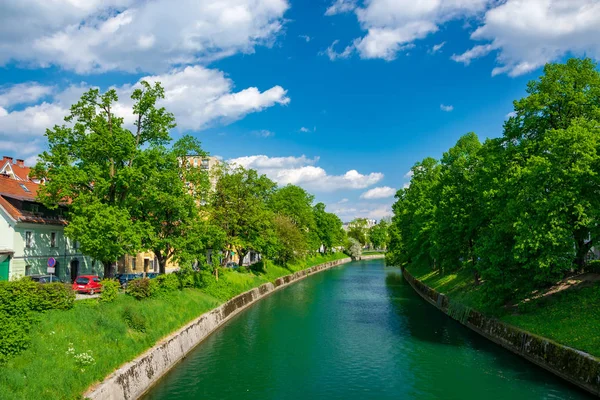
[16,159,24,168]
[2,156,13,165]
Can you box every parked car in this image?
[72,275,102,294]
[115,273,143,288]
[146,272,159,279]
[225,261,239,269]
[29,274,63,284]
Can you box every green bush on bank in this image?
[0,279,75,364]
[126,278,157,300]
[100,279,120,303]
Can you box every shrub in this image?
[345,238,362,260]
[99,279,120,303]
[0,278,75,363]
[121,306,147,333]
[125,278,156,300]
[586,260,600,273]
[32,283,75,311]
[155,274,180,294]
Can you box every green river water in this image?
[143,259,591,400]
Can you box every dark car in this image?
[115,273,143,287]
[29,274,63,284]
[146,272,159,279]
[225,262,239,269]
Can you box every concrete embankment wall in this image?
[85,256,369,400]
[402,267,600,397]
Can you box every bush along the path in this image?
[100,279,120,303]
[0,278,75,363]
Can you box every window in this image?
[74,241,80,250]
[25,231,33,248]
[131,256,136,270]
[50,232,57,248]
[19,183,31,193]
[25,265,31,276]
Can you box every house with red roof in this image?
[0,173,99,282]
[0,156,43,183]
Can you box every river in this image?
[143,259,590,400]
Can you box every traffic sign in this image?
[47,257,56,274]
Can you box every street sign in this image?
[47,257,56,274]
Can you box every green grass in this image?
[0,252,349,400]
[0,289,220,400]
[405,264,600,357]
[362,250,386,255]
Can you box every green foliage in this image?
[313,202,345,253]
[125,278,157,300]
[211,165,278,263]
[389,58,600,304]
[0,279,75,364]
[369,220,390,250]
[586,260,600,273]
[272,214,308,264]
[347,218,369,246]
[31,282,75,311]
[33,82,176,275]
[345,238,362,260]
[155,273,181,293]
[100,279,120,303]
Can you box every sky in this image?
[1,0,599,222]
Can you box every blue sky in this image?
[1,0,599,221]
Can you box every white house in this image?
[0,174,98,282]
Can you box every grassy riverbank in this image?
[405,264,600,358]
[0,253,348,400]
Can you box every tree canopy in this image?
[387,58,600,305]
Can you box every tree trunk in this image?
[158,255,167,275]
[102,261,113,278]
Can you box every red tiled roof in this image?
[12,165,32,181]
[0,175,67,226]
[0,174,39,200]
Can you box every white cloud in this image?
[253,129,275,138]
[453,0,600,76]
[430,41,446,54]
[506,111,517,119]
[404,170,414,178]
[299,127,310,133]
[330,202,393,221]
[403,182,411,189]
[299,126,316,133]
[0,66,289,139]
[228,154,384,192]
[451,44,494,65]
[321,40,354,61]
[299,35,311,42]
[0,0,290,73]
[440,104,454,112]
[328,0,489,61]
[360,186,396,199]
[325,0,357,16]
[0,67,289,160]
[0,82,55,108]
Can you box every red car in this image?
[72,275,102,294]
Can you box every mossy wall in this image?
[402,267,600,397]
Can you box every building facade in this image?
[0,175,99,281]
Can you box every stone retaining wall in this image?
[402,267,600,397]
[84,257,352,400]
